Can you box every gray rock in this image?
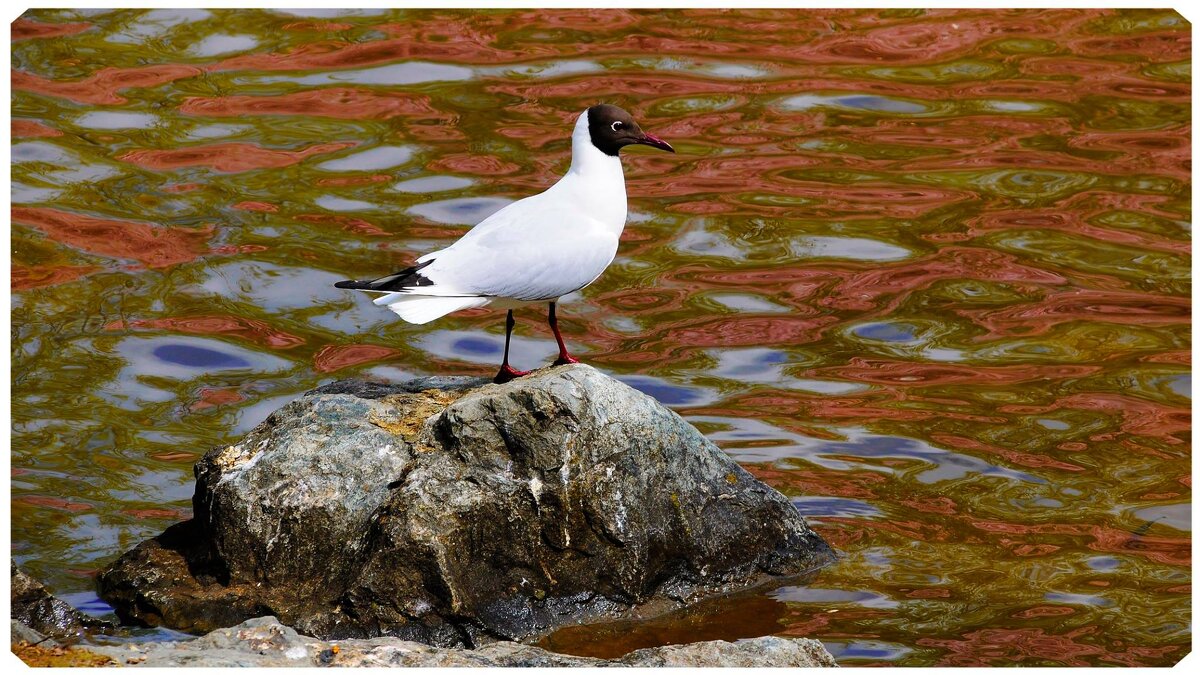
[99,365,834,645]
[11,619,54,647]
[11,563,113,642]
[83,616,836,667]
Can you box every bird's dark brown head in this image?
[586,104,674,157]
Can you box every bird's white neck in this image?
[557,112,627,230]
[568,113,625,180]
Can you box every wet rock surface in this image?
[11,563,113,642]
[98,365,835,646]
[82,616,837,667]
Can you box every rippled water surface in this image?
[10,8,1191,666]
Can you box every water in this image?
[10,8,1190,666]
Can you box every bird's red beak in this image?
[635,133,675,153]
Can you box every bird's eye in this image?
[611,121,623,132]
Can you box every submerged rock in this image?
[11,563,113,642]
[83,616,837,667]
[99,365,834,646]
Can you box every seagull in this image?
[335,104,675,383]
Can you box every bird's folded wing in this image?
[420,225,619,301]
[399,195,618,301]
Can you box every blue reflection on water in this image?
[822,639,912,661]
[853,322,917,343]
[409,197,512,225]
[455,336,500,356]
[618,375,713,406]
[792,496,883,519]
[839,94,927,113]
[152,344,250,369]
[1168,374,1190,399]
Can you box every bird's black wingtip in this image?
[334,279,365,289]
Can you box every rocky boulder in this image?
[82,615,838,667]
[98,365,834,646]
[11,563,113,642]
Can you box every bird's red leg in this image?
[549,302,580,366]
[494,310,530,384]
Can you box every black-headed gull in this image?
[336,104,674,383]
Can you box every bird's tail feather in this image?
[335,260,434,292]
[374,293,489,325]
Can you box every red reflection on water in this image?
[969,208,1191,255]
[314,344,400,372]
[822,515,954,543]
[108,315,305,350]
[294,214,390,237]
[1071,32,1192,61]
[961,289,1189,340]
[779,606,893,639]
[746,464,886,500]
[919,626,1103,666]
[12,120,62,137]
[189,387,246,412]
[969,520,1189,566]
[811,358,1100,386]
[663,315,840,349]
[12,264,101,291]
[281,21,355,31]
[119,142,356,173]
[429,154,521,176]
[179,88,445,120]
[162,183,204,193]
[12,207,213,268]
[931,433,1085,473]
[899,495,959,515]
[121,508,188,520]
[13,65,202,105]
[233,201,279,213]
[15,495,91,512]
[12,19,91,40]
[921,624,1183,667]
[999,394,1189,442]
[819,247,1069,312]
[1014,605,1075,619]
[214,23,518,72]
[315,174,393,187]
